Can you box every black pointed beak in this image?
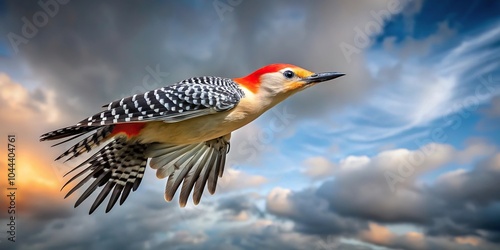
[304,72,345,84]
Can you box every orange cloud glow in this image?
[359,223,394,245]
[1,149,68,216]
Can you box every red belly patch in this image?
[110,123,146,138]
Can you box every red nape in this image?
[233,63,298,93]
[110,123,146,138]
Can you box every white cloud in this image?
[302,156,336,179]
[435,168,468,189]
[456,140,497,164]
[167,230,208,245]
[330,20,500,146]
[266,187,294,216]
[0,73,60,124]
[441,24,500,75]
[217,169,268,193]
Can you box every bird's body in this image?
[139,87,261,145]
[41,63,344,214]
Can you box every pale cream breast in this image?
[138,87,267,145]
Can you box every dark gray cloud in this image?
[216,193,264,220]
[268,187,368,236]
[8,188,197,250]
[430,155,500,205]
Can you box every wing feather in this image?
[61,137,148,214]
[193,148,217,204]
[146,135,230,207]
[179,148,212,207]
[79,77,244,127]
[164,147,206,202]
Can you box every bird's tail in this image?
[41,124,149,214]
[40,125,102,141]
[41,125,115,161]
[61,136,148,214]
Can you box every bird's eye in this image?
[283,70,295,79]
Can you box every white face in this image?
[259,67,303,96]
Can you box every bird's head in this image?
[234,63,345,96]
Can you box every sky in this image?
[0,0,499,249]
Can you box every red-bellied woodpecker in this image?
[40,63,345,214]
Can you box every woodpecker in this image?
[40,63,344,214]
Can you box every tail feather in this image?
[40,126,100,141]
[55,126,115,161]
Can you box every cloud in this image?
[216,193,263,221]
[482,95,500,118]
[430,152,500,206]
[302,156,336,180]
[0,73,72,222]
[266,187,294,216]
[265,141,500,249]
[383,21,456,58]
[266,187,367,235]
[6,188,204,250]
[161,230,208,246]
[359,224,494,250]
[217,169,268,193]
[326,18,500,147]
[359,223,398,246]
[0,73,60,124]
[477,94,500,131]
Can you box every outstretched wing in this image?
[63,134,230,213]
[146,135,230,207]
[62,136,148,214]
[78,77,244,126]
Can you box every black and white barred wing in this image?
[61,135,148,214]
[79,77,245,126]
